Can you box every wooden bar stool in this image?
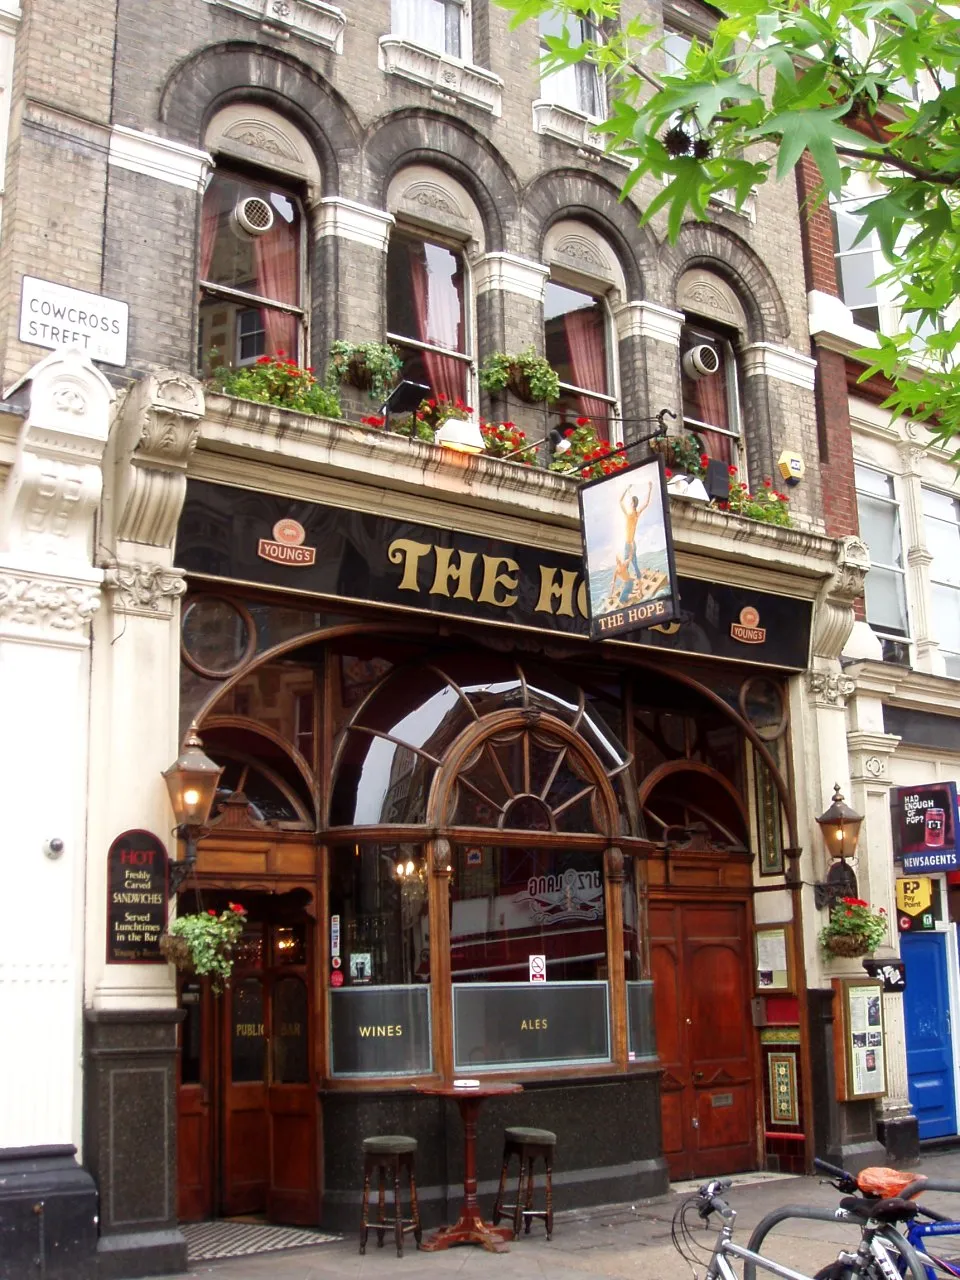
[359,1135,422,1257]
[492,1126,556,1240]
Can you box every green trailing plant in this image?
[479,348,560,404]
[160,904,248,994]
[549,417,629,481]
[326,340,402,403]
[653,431,708,478]
[209,353,342,418]
[819,897,888,958]
[480,419,537,465]
[719,472,792,527]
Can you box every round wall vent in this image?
[682,343,721,378]
[234,196,275,237]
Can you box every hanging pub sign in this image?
[577,456,680,640]
[891,780,960,873]
[106,830,169,963]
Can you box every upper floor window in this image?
[831,193,883,333]
[538,11,603,118]
[387,231,472,404]
[199,171,304,372]
[392,0,466,57]
[922,487,960,679]
[855,464,911,664]
[544,280,616,441]
[680,322,741,465]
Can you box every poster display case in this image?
[831,978,886,1101]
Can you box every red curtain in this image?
[563,309,609,436]
[409,243,466,402]
[199,200,218,282]
[253,220,300,358]
[687,370,732,462]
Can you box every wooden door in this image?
[222,974,270,1214]
[177,980,214,1221]
[177,911,319,1224]
[651,900,757,1180]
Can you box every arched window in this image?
[677,270,749,469]
[543,221,625,442]
[385,167,483,410]
[197,106,321,374]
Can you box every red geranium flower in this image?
[564,428,575,438]
[208,908,217,917]
[228,902,245,914]
[256,355,271,364]
[728,465,738,476]
[576,417,590,426]
[700,454,709,467]
[665,468,673,478]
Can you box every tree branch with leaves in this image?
[501,0,960,460]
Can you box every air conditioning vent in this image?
[233,196,275,237]
[682,343,721,378]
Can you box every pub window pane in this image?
[329,843,430,987]
[232,977,266,1083]
[450,845,605,983]
[386,232,470,404]
[180,983,203,1085]
[544,280,614,437]
[272,976,309,1084]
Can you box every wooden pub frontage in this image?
[171,473,830,1231]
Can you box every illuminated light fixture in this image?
[815,783,864,862]
[162,728,224,893]
[435,415,485,453]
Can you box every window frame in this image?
[543,275,620,443]
[679,321,743,471]
[854,462,912,664]
[198,168,308,373]
[385,226,477,410]
[537,11,605,121]
[921,485,960,678]
[390,0,471,62]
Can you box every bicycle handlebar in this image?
[813,1157,860,1192]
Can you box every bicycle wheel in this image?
[817,1227,932,1280]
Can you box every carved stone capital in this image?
[807,670,857,708]
[102,559,186,618]
[0,348,115,565]
[813,535,871,660]
[0,571,100,641]
[114,371,204,548]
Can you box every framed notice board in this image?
[832,978,886,1101]
[754,925,793,992]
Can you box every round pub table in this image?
[414,1080,523,1252]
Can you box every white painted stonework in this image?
[379,38,503,115]
[108,125,212,192]
[473,253,550,302]
[205,0,346,52]
[0,350,113,1150]
[318,198,395,252]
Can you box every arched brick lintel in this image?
[158,41,363,196]
[523,169,656,299]
[363,109,521,251]
[662,222,791,342]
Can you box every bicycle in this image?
[745,1159,960,1280]
[674,1177,930,1280]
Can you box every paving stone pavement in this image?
[174,1149,960,1280]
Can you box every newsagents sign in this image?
[892,780,960,873]
[19,276,128,366]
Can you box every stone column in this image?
[611,301,683,431]
[847,708,917,1161]
[315,197,396,376]
[897,441,941,676]
[0,349,114,1275]
[473,252,550,439]
[799,534,886,1168]
[740,342,820,528]
[82,370,203,1279]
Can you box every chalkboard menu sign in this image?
[626,980,657,1062]
[453,982,610,1071]
[106,830,168,963]
[330,985,432,1076]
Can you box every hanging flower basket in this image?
[819,897,888,959]
[158,932,194,971]
[159,904,247,994]
[478,349,560,405]
[823,932,871,958]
